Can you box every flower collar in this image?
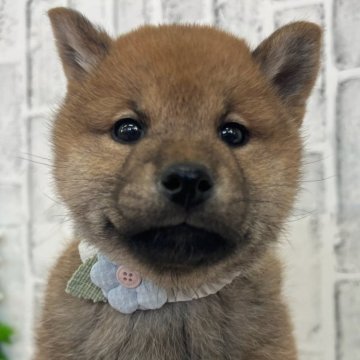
[66,240,240,314]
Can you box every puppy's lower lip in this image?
[125,223,236,269]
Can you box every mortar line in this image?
[336,273,360,281]
[147,0,163,24]
[23,0,35,357]
[107,0,117,36]
[263,0,275,35]
[321,0,338,359]
[338,68,360,82]
[203,0,215,24]
[272,0,324,11]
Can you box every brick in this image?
[214,0,268,45]
[162,0,208,23]
[28,119,71,299]
[336,281,360,359]
[28,114,72,278]
[281,152,324,351]
[0,227,28,360]
[0,183,23,226]
[28,112,73,257]
[334,0,360,69]
[337,220,360,272]
[0,0,24,62]
[337,79,360,219]
[282,216,322,347]
[281,223,322,347]
[115,0,146,34]
[336,79,360,272]
[29,0,67,108]
[274,5,326,147]
[0,64,24,177]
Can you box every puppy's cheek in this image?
[208,172,248,239]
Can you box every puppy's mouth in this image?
[125,223,236,270]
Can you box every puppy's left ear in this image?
[253,22,322,118]
[48,7,112,83]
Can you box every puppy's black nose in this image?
[160,163,213,208]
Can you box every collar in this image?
[66,240,240,314]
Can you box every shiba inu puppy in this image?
[35,7,321,360]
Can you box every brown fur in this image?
[35,7,321,359]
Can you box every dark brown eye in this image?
[218,122,249,147]
[112,118,144,144]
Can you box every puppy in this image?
[35,7,321,360]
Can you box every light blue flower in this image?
[90,255,167,314]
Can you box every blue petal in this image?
[136,280,167,310]
[108,286,138,314]
[90,255,119,293]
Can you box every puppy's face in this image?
[49,8,321,285]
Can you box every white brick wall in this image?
[0,1,358,359]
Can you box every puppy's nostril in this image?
[162,174,182,193]
[198,178,212,193]
[104,217,116,232]
[160,163,214,208]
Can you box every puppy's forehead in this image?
[113,25,253,75]
[107,26,262,104]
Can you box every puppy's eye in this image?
[218,122,249,147]
[112,118,144,143]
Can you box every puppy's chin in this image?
[124,224,236,271]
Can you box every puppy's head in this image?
[49,8,321,286]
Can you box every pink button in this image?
[116,266,142,289]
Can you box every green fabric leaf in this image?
[0,323,13,344]
[66,255,107,303]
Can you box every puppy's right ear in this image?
[252,22,321,119]
[48,7,112,83]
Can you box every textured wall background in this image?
[0,0,359,359]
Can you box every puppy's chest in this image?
[85,299,242,360]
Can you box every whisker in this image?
[19,157,54,168]
[21,152,53,161]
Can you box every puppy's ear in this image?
[253,22,321,114]
[48,7,112,82]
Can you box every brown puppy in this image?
[35,7,321,360]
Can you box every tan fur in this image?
[35,7,321,359]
